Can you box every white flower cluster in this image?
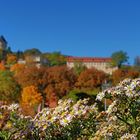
[96,91,105,101]
[106,100,117,115]
[33,98,97,130]
[8,103,19,111]
[94,78,140,139]
[96,78,140,100]
[93,122,119,140]
[0,103,19,111]
[120,133,137,140]
[0,105,8,110]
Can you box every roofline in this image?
[66,56,112,62]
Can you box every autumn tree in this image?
[44,85,58,108]
[21,85,42,106]
[6,54,17,66]
[76,68,108,90]
[0,70,21,102]
[0,62,6,70]
[127,69,139,78]
[21,85,42,116]
[14,66,45,88]
[10,63,25,75]
[42,66,77,98]
[112,68,139,85]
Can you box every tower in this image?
[0,36,7,61]
[0,36,7,50]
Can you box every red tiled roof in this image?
[67,57,112,62]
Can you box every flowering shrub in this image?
[95,78,140,140]
[33,98,98,139]
[0,104,32,140]
[1,78,140,139]
[0,99,98,139]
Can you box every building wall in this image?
[67,61,117,74]
[0,42,4,50]
[18,55,49,68]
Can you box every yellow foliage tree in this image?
[21,85,42,107]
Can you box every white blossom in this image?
[8,104,19,111]
[120,133,137,140]
[96,92,105,101]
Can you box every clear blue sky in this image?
[0,0,140,65]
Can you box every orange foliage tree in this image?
[14,66,45,88]
[112,69,140,85]
[0,62,6,70]
[126,69,140,78]
[44,85,58,108]
[42,66,77,98]
[75,68,108,90]
[10,63,25,74]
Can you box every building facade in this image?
[67,57,118,74]
[0,36,7,50]
[18,54,49,68]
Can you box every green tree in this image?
[0,70,21,102]
[16,50,24,59]
[111,51,129,68]
[24,48,41,56]
[6,47,12,54]
[43,52,66,66]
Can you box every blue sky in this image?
[0,0,140,65]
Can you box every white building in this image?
[67,57,118,74]
[18,55,48,68]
